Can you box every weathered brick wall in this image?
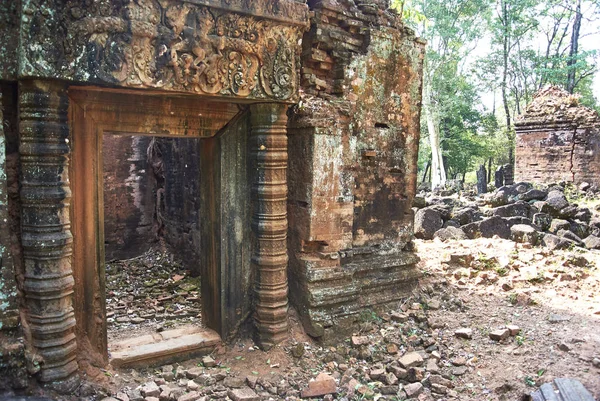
[515,87,600,186]
[288,0,424,340]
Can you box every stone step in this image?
[110,326,220,368]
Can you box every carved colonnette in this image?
[19,0,308,102]
[19,80,79,389]
[249,103,290,348]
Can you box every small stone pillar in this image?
[249,103,289,349]
[476,164,487,194]
[503,163,514,186]
[494,166,504,188]
[19,80,79,390]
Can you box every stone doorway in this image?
[68,87,250,367]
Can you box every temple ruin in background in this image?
[515,86,600,186]
[0,0,424,392]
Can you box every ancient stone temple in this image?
[515,86,600,186]
[0,0,424,391]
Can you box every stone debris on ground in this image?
[84,234,599,401]
[105,249,203,341]
[30,189,599,401]
[413,180,600,252]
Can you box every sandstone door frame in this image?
[19,80,290,385]
[68,86,242,365]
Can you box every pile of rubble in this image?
[413,181,600,250]
[97,288,517,401]
[106,249,202,339]
[93,236,600,401]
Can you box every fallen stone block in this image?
[489,328,510,341]
[301,373,337,398]
[227,388,260,401]
[398,352,424,368]
[455,328,472,339]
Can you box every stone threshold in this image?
[110,325,220,368]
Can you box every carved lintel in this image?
[19,80,79,390]
[250,103,289,348]
[20,0,307,102]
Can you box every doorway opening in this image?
[69,88,252,368]
[102,133,213,367]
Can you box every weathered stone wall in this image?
[288,0,424,340]
[159,137,203,276]
[0,82,29,390]
[515,86,600,186]
[103,135,155,260]
[0,1,19,80]
[102,134,204,272]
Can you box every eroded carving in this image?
[19,80,79,391]
[21,0,306,101]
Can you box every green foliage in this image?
[409,0,600,182]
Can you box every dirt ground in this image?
[24,238,599,401]
[414,237,600,400]
[71,237,596,401]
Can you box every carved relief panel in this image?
[19,0,308,101]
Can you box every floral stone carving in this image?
[19,0,307,101]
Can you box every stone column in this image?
[19,80,79,390]
[249,103,289,348]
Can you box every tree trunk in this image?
[500,0,515,184]
[566,0,582,93]
[422,159,431,183]
[424,81,446,190]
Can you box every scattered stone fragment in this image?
[558,342,571,352]
[301,373,337,398]
[246,375,258,389]
[390,311,409,322]
[291,343,305,358]
[398,352,424,368]
[548,314,571,323]
[386,343,399,354]
[185,367,203,379]
[141,382,160,398]
[452,366,468,376]
[455,328,473,339]
[228,388,260,401]
[426,358,440,374]
[351,336,369,346]
[177,391,200,401]
[451,356,467,366]
[507,325,520,336]
[202,356,216,367]
[489,328,510,341]
[369,368,386,381]
[223,376,245,388]
[404,382,423,397]
[428,299,441,310]
[592,358,600,368]
[116,392,130,401]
